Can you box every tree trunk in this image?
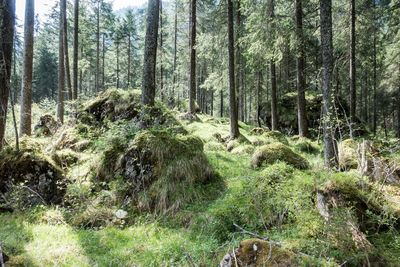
[19,0,35,136]
[295,0,308,137]
[220,90,224,117]
[159,0,164,101]
[63,1,72,100]
[372,0,377,135]
[320,0,337,168]
[141,0,160,106]
[172,0,178,97]
[227,0,240,138]
[236,0,243,122]
[95,0,100,92]
[349,0,356,122]
[102,33,105,89]
[270,0,278,131]
[116,41,120,89]
[73,0,79,99]
[127,33,131,88]
[189,0,197,113]
[57,0,66,124]
[0,0,16,150]
[256,70,262,128]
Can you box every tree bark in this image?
[320,0,337,168]
[127,33,131,88]
[95,0,100,92]
[227,0,240,138]
[63,1,72,100]
[57,0,66,123]
[372,0,377,135]
[349,0,356,122]
[295,0,308,137]
[270,0,278,131]
[73,0,79,99]
[0,0,15,150]
[19,0,35,136]
[159,0,164,101]
[172,0,178,97]
[141,0,160,106]
[189,0,197,113]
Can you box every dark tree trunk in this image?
[372,0,377,135]
[220,90,224,117]
[320,0,337,168]
[349,0,356,122]
[58,0,66,123]
[0,0,16,150]
[63,1,72,100]
[127,33,131,88]
[159,0,164,101]
[227,0,240,138]
[256,70,262,128]
[141,0,160,106]
[270,0,278,131]
[236,0,244,122]
[189,0,197,113]
[73,0,79,99]
[295,0,308,137]
[19,0,35,136]
[102,33,105,89]
[95,0,100,92]
[172,0,178,97]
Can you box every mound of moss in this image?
[220,239,298,267]
[0,141,66,208]
[261,130,289,145]
[97,130,216,213]
[338,139,359,170]
[292,137,320,154]
[251,143,309,169]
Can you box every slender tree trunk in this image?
[63,2,72,100]
[397,81,400,138]
[159,0,164,101]
[127,33,131,88]
[95,0,100,92]
[141,0,160,106]
[19,0,35,136]
[236,0,243,122]
[372,0,377,135]
[220,90,223,117]
[0,0,16,150]
[295,0,308,137]
[256,70,262,128]
[227,0,240,138]
[320,0,337,168]
[349,0,356,122]
[116,41,119,89]
[73,0,79,99]
[57,0,66,124]
[270,0,278,131]
[189,0,197,113]
[172,0,178,97]
[102,33,105,89]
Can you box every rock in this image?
[261,131,289,145]
[34,114,60,136]
[250,127,269,135]
[220,239,297,267]
[251,143,309,169]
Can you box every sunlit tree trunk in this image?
[57,0,66,123]
[73,0,79,99]
[189,0,197,113]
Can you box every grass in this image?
[2,90,400,266]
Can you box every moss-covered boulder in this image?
[97,130,216,213]
[338,139,359,170]
[292,137,320,154]
[220,239,298,267]
[34,114,60,136]
[0,141,66,207]
[251,143,309,169]
[231,144,255,155]
[261,130,289,145]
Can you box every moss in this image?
[293,137,320,154]
[226,135,250,152]
[231,144,255,155]
[251,143,309,169]
[97,130,217,214]
[338,139,359,170]
[52,149,80,168]
[261,130,289,145]
[232,239,298,267]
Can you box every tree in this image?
[295,0,308,137]
[57,0,66,123]
[73,0,79,99]
[0,0,16,149]
[349,0,356,123]
[63,3,72,100]
[142,0,160,106]
[270,0,278,131]
[19,0,35,136]
[189,0,197,113]
[320,0,337,168]
[227,0,240,138]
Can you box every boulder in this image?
[34,114,60,136]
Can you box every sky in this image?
[15,0,148,23]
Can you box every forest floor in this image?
[1,89,400,266]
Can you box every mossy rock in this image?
[231,144,255,155]
[261,130,289,145]
[220,239,298,267]
[338,139,359,170]
[0,146,66,207]
[34,114,60,136]
[251,142,309,169]
[226,135,250,152]
[52,149,80,168]
[97,130,216,213]
[293,137,320,154]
